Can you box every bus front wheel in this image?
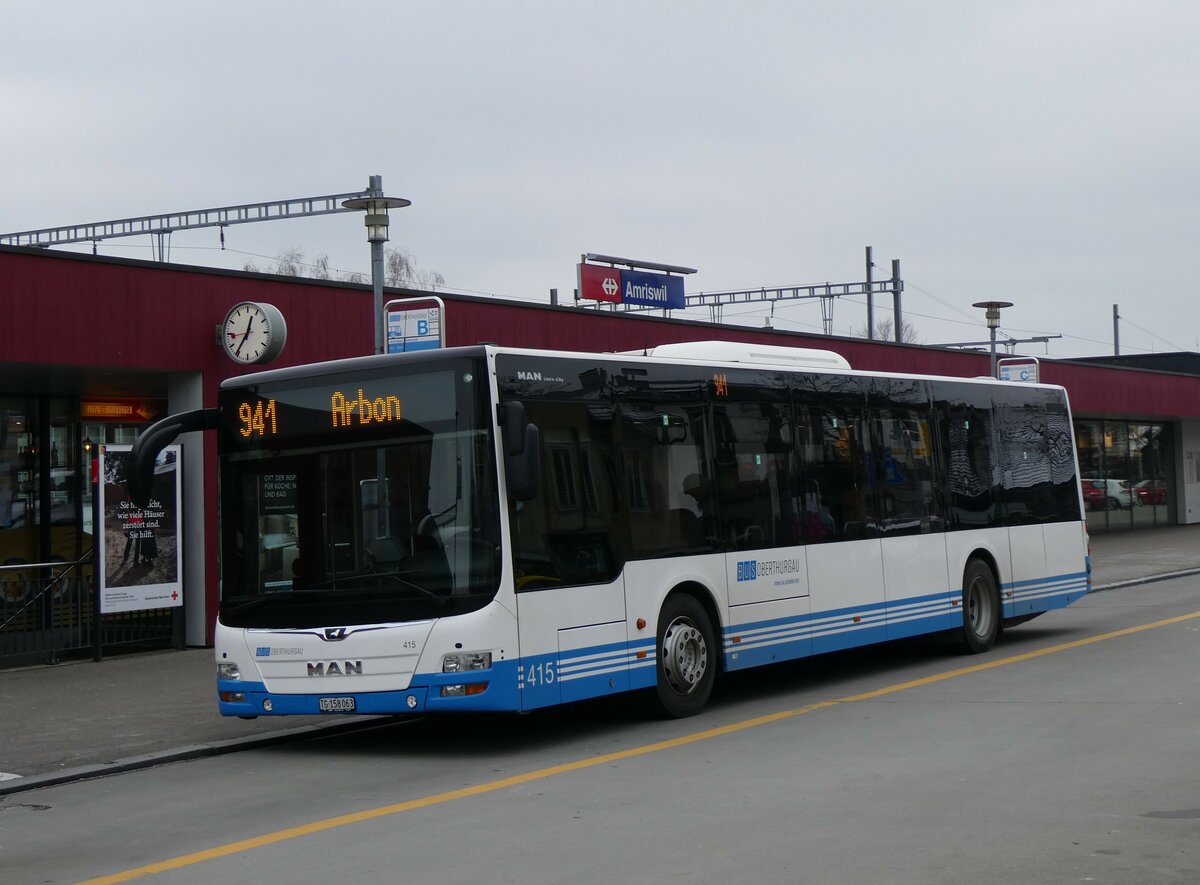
[652,594,716,718]
[959,559,1000,654]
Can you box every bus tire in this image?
[651,593,716,718]
[959,558,1000,654]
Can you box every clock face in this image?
[222,302,286,365]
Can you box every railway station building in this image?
[2,245,1198,664]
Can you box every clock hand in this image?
[236,317,254,355]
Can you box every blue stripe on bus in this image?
[1002,570,1089,615]
[722,570,1087,670]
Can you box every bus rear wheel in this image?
[652,594,716,718]
[959,559,1000,654]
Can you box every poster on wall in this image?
[98,445,183,614]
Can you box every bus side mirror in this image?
[128,407,221,507]
[500,401,540,501]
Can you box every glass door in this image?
[0,399,39,605]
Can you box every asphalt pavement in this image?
[2,523,1199,796]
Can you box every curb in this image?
[1092,567,1200,593]
[0,715,396,798]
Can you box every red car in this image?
[1081,480,1106,510]
[1134,480,1167,505]
[1082,479,1137,510]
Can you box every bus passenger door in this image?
[712,396,812,670]
[507,397,628,709]
[870,390,957,639]
[795,396,887,654]
[995,393,1051,618]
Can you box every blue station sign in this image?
[620,268,685,308]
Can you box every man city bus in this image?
[129,341,1089,719]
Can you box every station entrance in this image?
[0,394,179,666]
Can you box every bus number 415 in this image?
[523,661,556,687]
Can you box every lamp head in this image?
[972,300,1013,329]
[341,194,412,244]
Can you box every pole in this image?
[371,239,385,355]
[891,259,902,343]
[989,325,998,378]
[1113,304,1120,356]
[92,449,103,662]
[866,247,875,340]
[368,175,385,355]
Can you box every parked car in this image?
[1081,480,1106,510]
[1082,478,1138,510]
[1134,479,1167,505]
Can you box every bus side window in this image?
[937,384,1003,531]
[510,399,620,590]
[1043,397,1082,521]
[622,401,712,558]
[711,400,795,551]
[796,403,871,543]
[870,407,939,535]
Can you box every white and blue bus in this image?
[131,341,1090,719]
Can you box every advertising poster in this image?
[98,445,183,614]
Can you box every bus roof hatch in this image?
[636,340,852,371]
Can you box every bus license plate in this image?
[318,696,356,713]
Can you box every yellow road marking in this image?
[77,609,1200,885]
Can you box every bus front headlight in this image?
[217,662,241,681]
[442,651,492,673]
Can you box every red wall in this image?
[1,248,373,371]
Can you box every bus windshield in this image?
[217,356,500,629]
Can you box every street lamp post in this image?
[972,300,1013,378]
[343,175,411,354]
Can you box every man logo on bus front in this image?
[323,627,349,641]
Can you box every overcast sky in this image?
[3,2,1198,358]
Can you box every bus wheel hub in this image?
[662,617,707,694]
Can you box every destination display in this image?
[230,386,406,442]
[220,365,465,448]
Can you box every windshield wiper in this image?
[305,573,375,592]
[303,571,450,606]
[376,570,450,607]
[221,595,280,616]
[222,588,332,615]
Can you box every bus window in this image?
[509,399,620,590]
[711,399,796,550]
[869,406,940,535]
[937,384,1004,530]
[621,400,713,558]
[796,402,872,542]
[992,387,1082,524]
